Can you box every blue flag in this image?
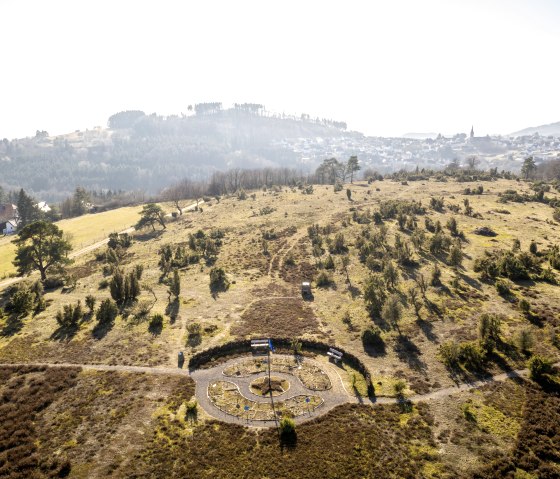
[268,339,275,352]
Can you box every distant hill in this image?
[402,132,439,140]
[0,106,353,201]
[510,121,560,137]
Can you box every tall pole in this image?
[267,344,279,431]
[268,346,271,390]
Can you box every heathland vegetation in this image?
[1,164,559,478]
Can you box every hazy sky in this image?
[1,0,559,139]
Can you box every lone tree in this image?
[169,268,181,301]
[136,203,166,231]
[521,156,537,180]
[346,155,360,183]
[13,221,72,281]
[381,293,403,333]
[466,155,479,170]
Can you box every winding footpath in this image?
[1,358,556,428]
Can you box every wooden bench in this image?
[327,347,343,363]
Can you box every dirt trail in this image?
[267,230,305,279]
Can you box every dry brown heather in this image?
[1,366,558,478]
[1,178,560,477]
[0,365,195,479]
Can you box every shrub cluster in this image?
[96,298,118,324]
[107,231,132,250]
[379,199,426,219]
[209,267,229,292]
[110,269,140,304]
[463,185,484,195]
[474,249,555,283]
[55,301,84,328]
[5,281,45,316]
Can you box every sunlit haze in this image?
[1,0,559,139]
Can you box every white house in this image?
[1,219,17,235]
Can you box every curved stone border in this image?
[207,377,324,421]
[222,357,332,391]
[192,354,351,426]
[189,337,374,395]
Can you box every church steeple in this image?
[470,125,474,139]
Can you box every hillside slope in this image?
[511,120,560,137]
[0,109,351,201]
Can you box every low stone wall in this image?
[188,337,374,396]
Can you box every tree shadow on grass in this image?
[416,318,438,342]
[210,284,229,300]
[362,337,386,357]
[394,335,426,372]
[92,320,114,340]
[363,344,387,358]
[353,384,365,404]
[524,311,545,328]
[187,333,202,347]
[0,314,24,337]
[165,300,179,324]
[186,407,198,424]
[397,396,413,413]
[424,299,443,319]
[458,272,483,291]
[134,230,165,242]
[279,430,297,451]
[496,339,522,362]
[50,324,79,342]
[347,285,361,299]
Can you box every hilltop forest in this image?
[0,105,351,201]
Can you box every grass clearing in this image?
[57,205,142,247]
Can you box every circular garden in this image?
[205,355,333,421]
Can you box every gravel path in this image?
[1,359,557,428]
[190,355,351,426]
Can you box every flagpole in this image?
[268,344,271,391]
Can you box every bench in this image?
[327,347,343,363]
